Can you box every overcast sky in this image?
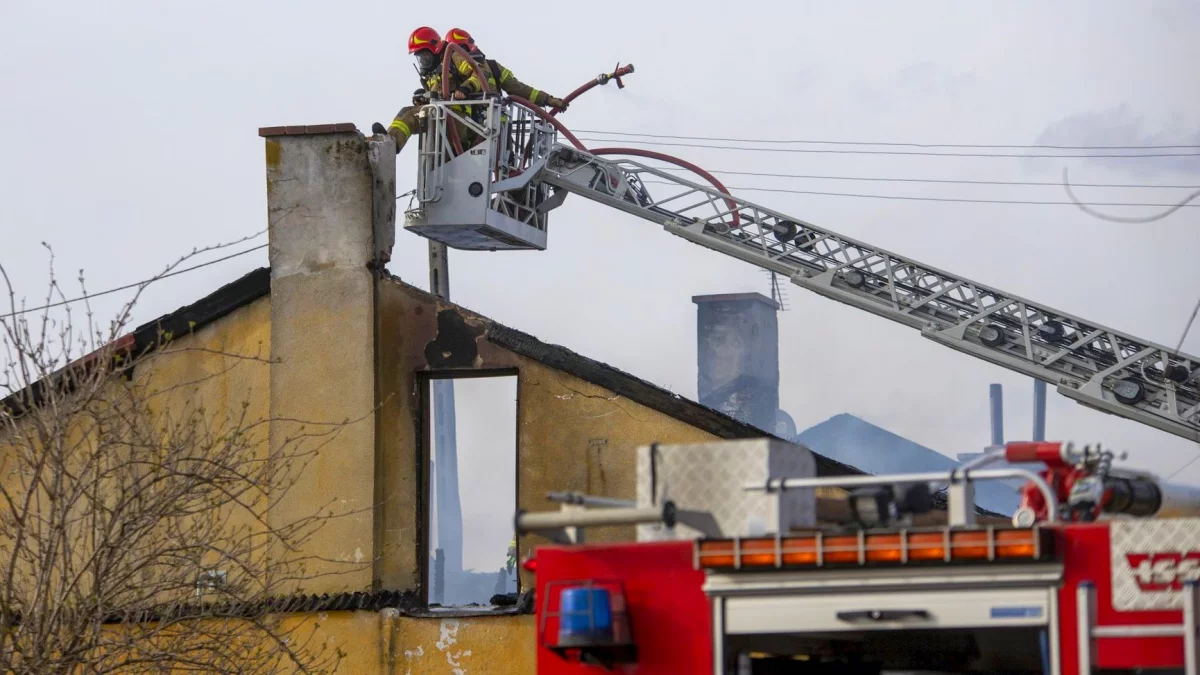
[3,1,1199,483]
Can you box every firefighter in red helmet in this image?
[384,27,483,153]
[407,25,443,78]
[443,28,567,111]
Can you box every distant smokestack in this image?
[432,379,463,582]
[990,383,1004,446]
[1033,380,1047,441]
[692,293,780,433]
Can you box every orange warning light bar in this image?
[696,527,1051,571]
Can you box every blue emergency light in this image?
[557,586,614,646]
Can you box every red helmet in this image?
[444,28,477,53]
[408,26,443,55]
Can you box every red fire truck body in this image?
[534,524,1198,674]
[527,442,1200,674]
[535,541,711,674]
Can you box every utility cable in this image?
[577,137,1200,159]
[1,244,268,319]
[639,180,1200,208]
[1178,294,1200,353]
[1062,168,1200,224]
[1141,294,1200,482]
[576,128,1200,151]
[653,166,1198,190]
[1168,452,1200,480]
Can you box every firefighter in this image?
[443,28,568,112]
[385,27,482,154]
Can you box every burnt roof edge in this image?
[0,268,271,415]
[5,267,1000,519]
[131,267,271,353]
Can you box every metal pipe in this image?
[515,504,674,533]
[1092,624,1184,638]
[953,446,1007,477]
[746,467,1059,523]
[1077,582,1095,674]
[429,241,450,300]
[990,383,1004,446]
[545,491,635,509]
[1154,478,1200,518]
[1185,581,1198,675]
[1033,379,1047,441]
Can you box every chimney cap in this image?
[691,292,779,310]
[258,123,359,137]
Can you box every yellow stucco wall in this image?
[136,295,272,419]
[0,296,275,595]
[2,274,811,673]
[139,296,275,571]
[301,611,535,675]
[374,277,737,597]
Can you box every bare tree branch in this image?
[0,243,356,675]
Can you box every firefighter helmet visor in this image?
[413,49,438,74]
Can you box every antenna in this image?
[765,270,789,311]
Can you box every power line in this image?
[579,137,1200,159]
[1062,168,1200,224]
[577,128,1200,151]
[653,166,1198,190]
[1169,452,1200,480]
[1,244,267,319]
[1178,293,1200,352]
[639,180,1200,208]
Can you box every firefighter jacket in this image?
[466,58,555,107]
[388,49,478,143]
[388,54,555,151]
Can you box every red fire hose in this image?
[506,95,587,151]
[439,42,494,156]
[551,63,635,116]
[588,147,739,228]
[507,63,740,229]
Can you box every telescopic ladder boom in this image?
[403,99,1200,443]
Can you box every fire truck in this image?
[397,53,1200,673]
[515,439,1200,674]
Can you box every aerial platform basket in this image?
[404,98,563,251]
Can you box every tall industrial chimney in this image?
[1033,379,1047,441]
[692,293,780,433]
[989,383,1004,447]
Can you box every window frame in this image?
[417,368,521,611]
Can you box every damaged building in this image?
[0,123,996,673]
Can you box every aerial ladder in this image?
[399,58,1200,444]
